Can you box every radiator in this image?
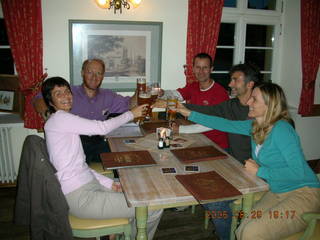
[0,127,17,183]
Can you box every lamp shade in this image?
[95,0,110,9]
[128,0,142,8]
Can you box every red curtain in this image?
[298,0,320,115]
[185,0,224,84]
[1,0,45,129]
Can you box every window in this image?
[212,0,282,88]
[0,18,14,74]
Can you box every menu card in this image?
[170,146,228,163]
[175,171,242,202]
[101,151,156,170]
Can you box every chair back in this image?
[15,135,73,240]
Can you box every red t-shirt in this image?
[177,81,229,149]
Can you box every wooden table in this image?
[108,132,269,240]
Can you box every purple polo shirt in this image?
[70,85,130,121]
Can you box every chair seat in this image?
[282,232,303,240]
[282,220,320,240]
[89,162,110,174]
[69,215,130,230]
[89,162,114,178]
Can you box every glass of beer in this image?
[150,83,160,103]
[137,77,146,94]
[166,96,178,121]
[137,91,152,124]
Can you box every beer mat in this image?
[175,171,242,202]
[170,146,228,163]
[101,151,157,170]
[140,121,169,134]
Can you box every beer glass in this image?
[150,83,160,103]
[166,96,178,121]
[137,91,152,123]
[137,78,146,94]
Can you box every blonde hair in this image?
[252,83,294,144]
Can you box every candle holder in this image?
[156,127,172,149]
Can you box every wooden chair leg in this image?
[204,210,210,230]
[191,205,196,214]
[123,223,131,240]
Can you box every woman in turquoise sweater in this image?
[177,82,320,239]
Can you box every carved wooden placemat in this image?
[171,146,228,163]
[176,171,242,202]
[101,150,156,169]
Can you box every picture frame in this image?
[69,20,163,92]
[0,75,25,118]
[0,90,14,111]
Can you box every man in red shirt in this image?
[160,53,229,149]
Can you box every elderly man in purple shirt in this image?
[34,59,137,163]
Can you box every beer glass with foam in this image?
[137,78,146,94]
[166,96,178,121]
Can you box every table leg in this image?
[241,193,254,222]
[135,206,148,240]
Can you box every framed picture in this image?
[0,90,14,111]
[69,20,163,92]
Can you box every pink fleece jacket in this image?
[44,110,133,195]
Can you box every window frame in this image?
[213,0,283,84]
[0,18,16,75]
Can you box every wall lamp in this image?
[95,0,142,14]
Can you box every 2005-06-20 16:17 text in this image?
[206,210,297,219]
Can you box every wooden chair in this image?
[69,215,131,240]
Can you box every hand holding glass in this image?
[137,91,152,123]
[176,102,191,118]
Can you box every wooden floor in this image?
[0,187,217,240]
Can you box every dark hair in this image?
[193,53,213,67]
[41,77,72,114]
[81,59,105,73]
[229,63,261,85]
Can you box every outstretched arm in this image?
[179,124,212,134]
[184,103,224,117]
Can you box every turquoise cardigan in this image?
[189,111,320,193]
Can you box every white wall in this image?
[279,0,320,160]
[1,0,319,170]
[42,0,188,91]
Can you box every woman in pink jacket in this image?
[42,77,163,240]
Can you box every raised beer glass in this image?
[137,91,152,124]
[150,83,160,103]
[137,77,146,94]
[166,96,178,121]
